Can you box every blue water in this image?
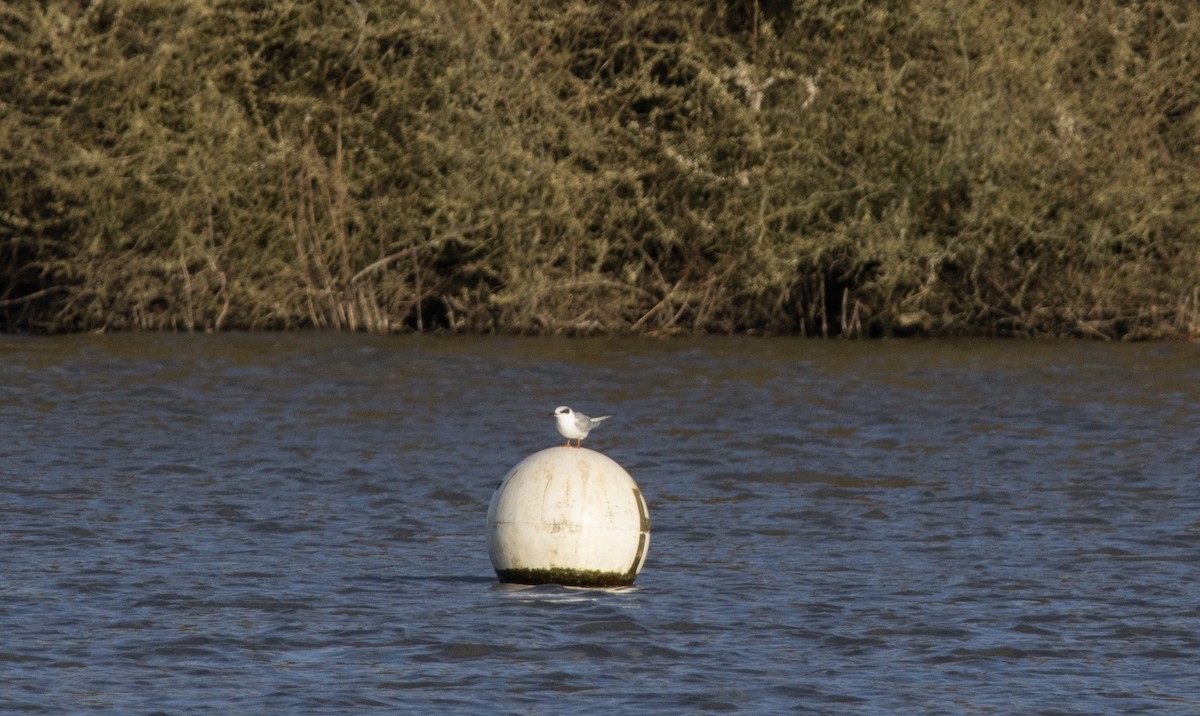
[1,334,1198,713]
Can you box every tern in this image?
[552,406,611,448]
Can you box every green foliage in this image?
[2,0,1198,337]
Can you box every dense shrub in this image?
[2,0,1197,337]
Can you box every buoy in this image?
[487,446,650,588]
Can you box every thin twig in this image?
[351,244,426,284]
[0,286,68,307]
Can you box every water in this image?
[1,334,1198,714]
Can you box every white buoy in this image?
[487,446,650,588]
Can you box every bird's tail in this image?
[592,415,612,424]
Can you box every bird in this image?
[552,406,611,448]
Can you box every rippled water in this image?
[1,334,1198,713]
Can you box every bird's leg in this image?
[564,440,571,448]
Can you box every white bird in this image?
[552,406,611,448]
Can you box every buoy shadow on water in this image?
[493,583,641,601]
[487,446,650,588]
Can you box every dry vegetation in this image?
[2,0,1198,337]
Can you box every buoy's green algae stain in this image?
[496,566,639,588]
